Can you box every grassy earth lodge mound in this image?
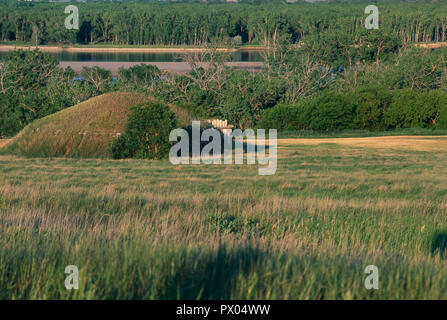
[1,92,152,158]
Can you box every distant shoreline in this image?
[59,61,264,75]
[0,45,265,53]
[2,41,447,54]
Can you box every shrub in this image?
[110,135,131,159]
[437,103,447,129]
[384,89,447,129]
[218,71,283,129]
[258,104,307,131]
[307,91,355,131]
[429,90,447,129]
[259,91,357,132]
[0,50,58,136]
[424,90,447,128]
[173,102,209,121]
[81,66,114,94]
[349,86,392,130]
[110,101,177,159]
[118,64,161,90]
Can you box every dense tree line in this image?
[4,38,447,137]
[2,1,447,46]
[4,0,447,136]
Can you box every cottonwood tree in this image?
[391,48,442,90]
[260,35,331,104]
[81,66,113,94]
[181,44,232,94]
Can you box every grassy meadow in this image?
[1,136,447,299]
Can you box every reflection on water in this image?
[0,50,263,62]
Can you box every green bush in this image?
[0,50,58,136]
[349,86,392,130]
[110,101,177,159]
[118,64,161,90]
[428,90,447,129]
[384,89,447,129]
[307,91,355,131]
[218,71,284,129]
[260,88,447,132]
[437,103,447,129]
[110,135,131,159]
[258,104,306,131]
[174,102,209,121]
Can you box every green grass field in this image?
[1,136,447,299]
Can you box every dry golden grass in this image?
[278,136,447,152]
[416,42,447,48]
[0,139,10,148]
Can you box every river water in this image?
[0,50,263,62]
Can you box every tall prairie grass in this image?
[1,137,447,299]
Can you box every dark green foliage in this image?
[262,88,447,132]
[437,102,447,129]
[431,231,447,259]
[384,89,447,129]
[0,50,58,136]
[258,104,304,131]
[357,30,402,65]
[118,64,161,90]
[206,213,263,235]
[1,2,446,47]
[307,91,355,131]
[259,90,369,132]
[0,50,99,137]
[349,86,393,130]
[0,51,56,136]
[110,135,131,160]
[303,30,401,68]
[174,102,209,119]
[110,101,177,159]
[4,2,447,137]
[218,71,283,129]
[0,95,23,136]
[81,67,114,94]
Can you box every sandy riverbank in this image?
[415,42,447,48]
[59,61,264,74]
[0,45,264,53]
